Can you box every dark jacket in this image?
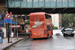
[0,29,4,38]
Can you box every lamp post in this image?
[7,0,9,13]
[7,0,11,43]
[6,0,13,43]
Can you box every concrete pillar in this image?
[59,14,62,24]
[25,14,27,20]
[20,14,22,19]
[59,14,62,27]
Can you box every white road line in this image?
[58,36,74,44]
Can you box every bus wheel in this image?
[50,36,52,38]
[47,34,49,38]
[71,34,74,37]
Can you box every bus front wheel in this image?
[50,36,52,38]
[47,34,49,38]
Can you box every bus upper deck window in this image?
[45,14,51,20]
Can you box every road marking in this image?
[8,36,29,50]
[54,46,75,49]
[58,36,74,44]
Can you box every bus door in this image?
[45,14,52,37]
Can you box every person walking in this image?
[0,27,4,43]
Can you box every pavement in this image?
[8,29,75,50]
[0,36,29,50]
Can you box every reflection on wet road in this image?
[10,30,75,50]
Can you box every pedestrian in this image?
[0,27,4,43]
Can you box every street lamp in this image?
[7,0,11,43]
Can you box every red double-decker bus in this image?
[29,12,53,38]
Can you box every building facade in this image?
[51,14,62,29]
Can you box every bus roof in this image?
[30,12,51,16]
[30,12,45,15]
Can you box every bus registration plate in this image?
[37,37,40,38]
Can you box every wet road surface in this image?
[9,30,75,50]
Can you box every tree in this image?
[62,14,75,27]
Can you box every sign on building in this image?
[4,18,11,23]
[5,13,11,19]
[12,21,17,24]
[4,13,11,23]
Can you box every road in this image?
[9,30,75,50]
